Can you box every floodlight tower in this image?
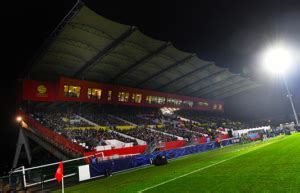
[262,45,299,126]
[282,77,299,126]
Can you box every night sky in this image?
[1,0,299,173]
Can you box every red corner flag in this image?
[55,162,64,183]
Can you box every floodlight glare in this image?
[16,116,22,122]
[261,44,299,125]
[262,45,293,74]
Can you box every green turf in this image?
[56,134,300,193]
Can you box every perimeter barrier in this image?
[7,137,239,191]
[89,137,239,179]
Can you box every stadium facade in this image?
[11,2,261,189]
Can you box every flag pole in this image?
[62,176,64,193]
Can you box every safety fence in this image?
[87,137,238,179]
[6,153,104,192]
[84,145,147,163]
[6,137,239,191]
[83,140,192,162]
[158,140,187,151]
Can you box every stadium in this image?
[1,1,300,192]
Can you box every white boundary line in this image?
[138,136,288,193]
[137,154,242,193]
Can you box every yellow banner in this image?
[64,126,109,131]
[115,125,137,130]
[64,124,167,131]
[155,124,164,129]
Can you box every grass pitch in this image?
[56,134,300,193]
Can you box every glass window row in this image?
[64,85,81,98]
[63,85,212,108]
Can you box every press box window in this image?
[146,95,165,105]
[118,92,129,102]
[218,104,223,110]
[64,85,81,98]
[107,91,112,101]
[132,93,142,103]
[166,98,182,106]
[182,100,194,107]
[88,88,102,100]
[198,101,209,106]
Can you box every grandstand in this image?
[2,1,299,193]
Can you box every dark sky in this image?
[1,0,299,173]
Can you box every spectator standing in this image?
[215,136,221,148]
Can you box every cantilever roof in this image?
[27,2,259,100]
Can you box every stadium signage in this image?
[36,84,48,97]
[21,80,56,102]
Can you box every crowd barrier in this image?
[221,134,229,139]
[192,136,207,144]
[84,145,148,163]
[88,139,235,179]
[233,126,271,136]
[84,139,189,162]
[248,133,262,141]
[158,140,187,150]
[192,134,229,145]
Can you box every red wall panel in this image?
[159,140,187,151]
[22,80,57,102]
[57,77,224,111]
[193,137,207,144]
[84,145,147,159]
[21,77,224,112]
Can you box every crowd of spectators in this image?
[30,111,137,151]
[105,106,162,125]
[113,113,155,125]
[152,125,202,140]
[63,129,137,150]
[177,110,249,132]
[80,113,130,126]
[115,128,177,143]
[30,111,92,132]
[29,107,250,151]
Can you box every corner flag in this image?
[55,161,64,183]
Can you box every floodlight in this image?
[261,44,299,125]
[16,116,22,122]
[262,45,294,74]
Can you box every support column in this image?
[13,128,32,168]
